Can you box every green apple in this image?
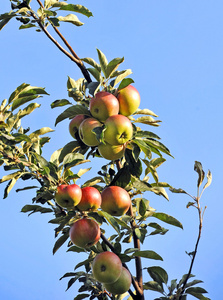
[104,266,132,295]
[69,218,101,248]
[55,184,82,209]
[98,142,126,161]
[90,91,119,122]
[103,114,133,145]
[92,251,122,283]
[117,85,140,116]
[69,114,87,139]
[101,186,131,216]
[79,117,102,146]
[77,186,102,211]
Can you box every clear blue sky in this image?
[0,1,222,299]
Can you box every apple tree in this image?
[0,1,212,300]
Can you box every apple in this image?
[69,114,87,139]
[79,117,102,146]
[92,251,122,284]
[90,91,119,122]
[77,186,102,211]
[98,142,126,161]
[55,184,82,209]
[104,266,132,295]
[103,114,133,145]
[117,85,140,116]
[69,218,101,248]
[101,186,131,216]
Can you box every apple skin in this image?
[117,85,140,116]
[69,115,87,139]
[101,186,131,216]
[77,186,102,211]
[98,142,126,161]
[92,251,122,284]
[90,91,119,122]
[104,266,132,295]
[69,218,101,249]
[55,184,82,209]
[79,117,102,146]
[103,114,133,145]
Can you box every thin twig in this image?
[34,0,92,83]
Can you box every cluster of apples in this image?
[55,183,131,248]
[69,85,140,160]
[91,251,132,295]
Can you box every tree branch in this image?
[34,0,92,83]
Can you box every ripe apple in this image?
[117,85,140,116]
[77,186,102,211]
[101,186,131,216]
[92,251,122,284]
[104,266,132,295]
[55,184,82,209]
[103,114,133,145]
[69,218,100,248]
[98,142,126,161]
[90,91,119,122]
[79,117,102,146]
[69,114,87,139]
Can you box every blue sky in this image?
[0,1,222,299]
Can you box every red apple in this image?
[69,218,101,248]
[77,186,102,211]
[55,184,82,209]
[101,186,131,216]
[79,117,102,146]
[104,266,132,295]
[92,251,122,283]
[117,85,140,116]
[69,114,87,139]
[103,114,133,145]
[98,142,126,161]
[90,91,119,122]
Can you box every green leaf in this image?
[105,57,124,78]
[3,177,19,199]
[132,250,163,261]
[53,230,69,254]
[81,57,101,72]
[74,294,90,300]
[10,84,49,110]
[133,108,158,117]
[147,266,168,285]
[55,105,90,125]
[203,169,212,191]
[21,204,53,215]
[67,246,86,253]
[169,187,187,194]
[59,141,82,163]
[133,139,152,158]
[118,78,134,90]
[87,67,102,82]
[110,69,132,86]
[139,198,147,217]
[57,14,84,26]
[132,179,152,192]
[143,281,164,293]
[19,23,36,30]
[96,49,108,77]
[135,130,161,140]
[153,212,183,229]
[125,148,142,178]
[109,164,131,188]
[53,3,93,18]
[51,99,71,108]
[0,171,22,183]
[146,139,173,157]
[186,287,208,294]
[98,211,120,234]
[194,161,205,188]
[185,280,204,288]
